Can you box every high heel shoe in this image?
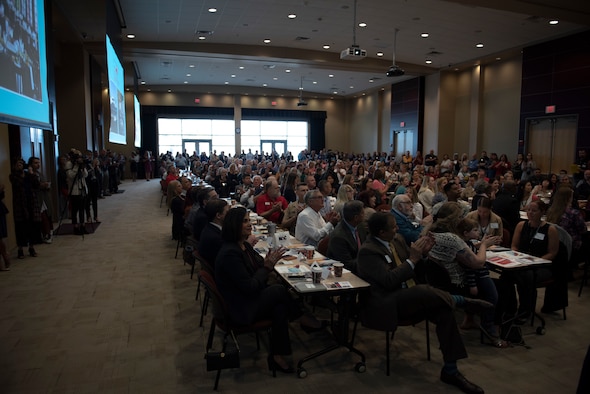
[28,247,37,257]
[480,325,510,348]
[18,249,25,259]
[267,355,294,373]
[300,320,329,334]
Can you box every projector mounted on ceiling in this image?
[386,28,405,77]
[387,65,405,77]
[340,46,367,60]
[341,0,365,61]
[297,76,308,106]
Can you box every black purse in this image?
[204,332,240,371]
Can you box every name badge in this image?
[490,223,499,229]
[534,232,545,240]
[265,202,271,205]
[384,255,393,264]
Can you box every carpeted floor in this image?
[54,222,101,235]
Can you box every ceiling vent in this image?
[295,36,310,41]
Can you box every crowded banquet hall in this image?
[1,0,590,393]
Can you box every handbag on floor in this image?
[204,332,240,371]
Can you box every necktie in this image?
[355,228,361,249]
[389,242,416,288]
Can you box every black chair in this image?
[350,301,430,376]
[530,226,570,331]
[198,270,274,390]
[195,251,214,327]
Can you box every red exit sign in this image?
[545,105,556,114]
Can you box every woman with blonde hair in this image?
[333,184,355,217]
[418,175,436,214]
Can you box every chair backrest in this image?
[160,179,167,194]
[552,224,572,261]
[198,270,229,325]
[194,249,214,277]
[317,235,330,256]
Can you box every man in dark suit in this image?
[357,212,488,394]
[192,187,218,241]
[198,199,229,265]
[326,200,367,273]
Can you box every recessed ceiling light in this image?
[369,79,374,83]
[288,14,296,19]
[421,33,429,38]
[273,77,278,80]
[147,89,151,91]
[313,81,317,84]
[224,81,229,84]
[425,59,432,64]
[376,52,384,57]
[184,81,188,84]
[358,22,367,27]
[198,36,206,40]
[208,7,217,13]
[239,66,244,70]
[329,74,334,78]
[549,20,559,25]
[285,69,291,73]
[263,39,271,44]
[168,89,172,93]
[126,34,135,39]
[263,83,267,87]
[496,57,501,61]
[186,73,191,77]
[323,45,330,49]
[141,81,146,85]
[333,91,338,94]
[189,64,195,68]
[349,86,354,89]
[299,87,303,90]
[231,74,236,78]
[476,43,484,48]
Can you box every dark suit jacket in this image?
[215,241,269,326]
[198,222,222,265]
[192,207,209,241]
[326,221,367,273]
[356,235,417,331]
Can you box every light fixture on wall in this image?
[386,28,405,77]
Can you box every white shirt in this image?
[295,206,334,247]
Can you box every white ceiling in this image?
[53,0,589,98]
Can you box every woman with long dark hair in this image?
[215,207,323,373]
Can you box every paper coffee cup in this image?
[312,267,323,284]
[333,262,344,277]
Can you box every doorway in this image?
[261,140,287,156]
[525,116,577,175]
[183,139,212,156]
[393,130,414,158]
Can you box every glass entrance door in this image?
[261,140,287,156]
[183,139,212,156]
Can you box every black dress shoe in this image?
[440,370,484,394]
[462,297,494,314]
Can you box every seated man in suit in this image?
[192,186,218,241]
[357,212,490,394]
[326,200,367,273]
[198,199,229,265]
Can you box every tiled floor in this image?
[0,179,588,393]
